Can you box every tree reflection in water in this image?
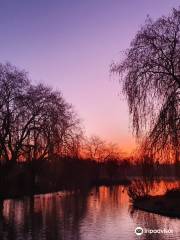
[0,191,89,240]
[0,182,179,240]
[128,179,155,201]
[128,178,180,201]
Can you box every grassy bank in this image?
[133,189,180,218]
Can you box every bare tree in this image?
[0,63,81,164]
[0,63,30,163]
[83,135,121,162]
[62,131,83,158]
[83,136,105,161]
[111,8,180,163]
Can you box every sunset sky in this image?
[0,0,179,153]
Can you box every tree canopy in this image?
[0,63,81,163]
[111,8,180,162]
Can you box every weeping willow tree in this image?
[111,8,180,163]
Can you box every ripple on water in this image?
[0,181,179,240]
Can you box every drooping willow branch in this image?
[111,8,180,162]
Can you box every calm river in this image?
[0,181,179,240]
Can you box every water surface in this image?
[0,181,179,240]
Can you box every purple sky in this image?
[0,0,179,153]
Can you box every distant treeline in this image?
[0,154,179,199]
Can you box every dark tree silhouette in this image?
[83,135,120,162]
[111,8,180,163]
[0,63,81,164]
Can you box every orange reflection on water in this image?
[1,180,180,240]
[150,180,180,196]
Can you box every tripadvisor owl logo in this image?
[135,227,143,236]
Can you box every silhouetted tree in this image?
[128,179,154,201]
[0,63,30,163]
[61,129,83,158]
[83,135,120,162]
[0,63,81,164]
[111,8,180,163]
[83,136,105,161]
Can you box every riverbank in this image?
[0,155,136,200]
[133,189,180,218]
[0,177,131,200]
